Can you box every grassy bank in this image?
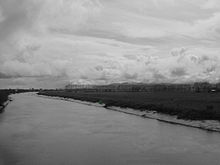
[0,90,12,106]
[0,90,12,113]
[38,90,220,121]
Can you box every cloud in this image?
[37,0,102,33]
[189,12,220,39]
[0,0,220,88]
[170,67,187,77]
[171,47,188,57]
[123,72,138,80]
[0,72,13,79]
[152,70,167,82]
[0,0,41,40]
[200,0,220,9]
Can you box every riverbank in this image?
[0,90,12,113]
[0,89,39,113]
[38,90,220,120]
[0,100,11,113]
[37,91,220,132]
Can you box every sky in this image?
[0,0,220,88]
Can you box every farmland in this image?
[38,90,220,121]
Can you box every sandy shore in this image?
[36,93,220,133]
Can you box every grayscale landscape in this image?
[1,0,220,165]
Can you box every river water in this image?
[0,93,220,165]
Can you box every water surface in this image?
[0,93,220,165]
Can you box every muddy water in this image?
[0,93,220,165]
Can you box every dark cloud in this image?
[204,65,217,74]
[170,67,187,77]
[0,0,28,40]
[95,65,103,71]
[95,72,109,80]
[152,70,167,82]
[197,55,210,64]
[123,72,138,80]
[123,54,137,60]
[0,72,12,79]
[80,75,89,80]
[171,47,188,57]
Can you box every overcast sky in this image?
[0,0,220,88]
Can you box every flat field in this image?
[38,90,220,121]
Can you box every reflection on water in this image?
[0,93,220,165]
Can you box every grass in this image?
[0,90,11,106]
[38,90,220,121]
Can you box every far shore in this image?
[0,90,12,113]
[0,89,39,113]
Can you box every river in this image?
[0,93,220,165]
